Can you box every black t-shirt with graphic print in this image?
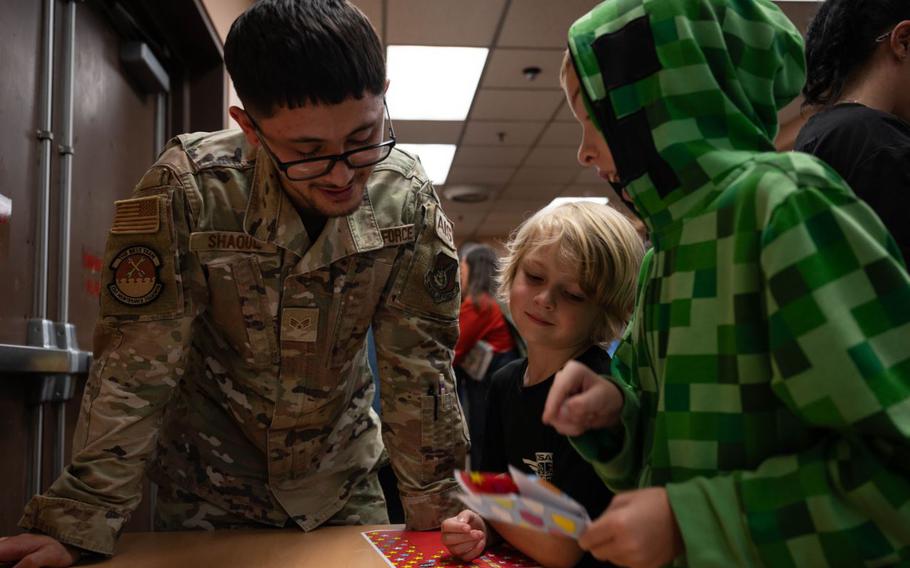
[480,345,615,568]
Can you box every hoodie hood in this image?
[568,0,805,238]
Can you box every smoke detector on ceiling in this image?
[522,66,542,81]
[442,184,491,203]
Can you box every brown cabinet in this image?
[0,0,227,536]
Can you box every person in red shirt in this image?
[455,244,518,467]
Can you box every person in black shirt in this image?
[795,0,910,265]
[481,346,614,568]
[441,202,644,568]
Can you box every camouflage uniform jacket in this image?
[19,130,468,555]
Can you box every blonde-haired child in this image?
[441,202,644,568]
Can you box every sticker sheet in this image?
[362,529,540,568]
[454,468,591,540]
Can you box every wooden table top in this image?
[95,524,404,567]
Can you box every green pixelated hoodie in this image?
[567,0,910,565]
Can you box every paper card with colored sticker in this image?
[455,470,519,495]
[454,469,590,540]
[362,529,540,568]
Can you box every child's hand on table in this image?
[440,509,489,561]
[580,487,684,568]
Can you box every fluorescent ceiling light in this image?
[386,46,488,120]
[544,197,609,210]
[396,143,457,185]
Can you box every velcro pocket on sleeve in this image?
[388,203,460,321]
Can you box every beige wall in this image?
[200,0,253,43]
[200,0,251,127]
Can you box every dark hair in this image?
[803,0,910,107]
[463,245,499,308]
[223,0,385,117]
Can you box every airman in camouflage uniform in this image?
[18,132,467,556]
[11,0,468,560]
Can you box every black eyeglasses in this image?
[248,100,396,181]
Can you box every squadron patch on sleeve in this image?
[424,251,459,304]
[108,246,164,306]
[101,194,182,318]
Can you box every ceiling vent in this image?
[442,184,491,203]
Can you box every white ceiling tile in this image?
[440,200,488,236]
[562,184,637,218]
[461,121,546,146]
[524,145,579,168]
[492,199,548,212]
[350,0,384,39]
[446,165,516,185]
[386,0,507,46]
[554,101,577,122]
[393,120,463,144]
[497,0,601,48]
[440,199,490,217]
[470,89,564,121]
[501,198,553,209]
[538,122,580,146]
[499,184,564,201]
[483,209,533,224]
[477,209,536,235]
[561,184,612,198]
[454,146,529,167]
[480,49,567,90]
[573,167,604,185]
[487,199,550,220]
[438,183,498,205]
[512,166,578,185]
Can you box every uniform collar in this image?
[243,147,385,270]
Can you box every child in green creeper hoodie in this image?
[543,1,910,567]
